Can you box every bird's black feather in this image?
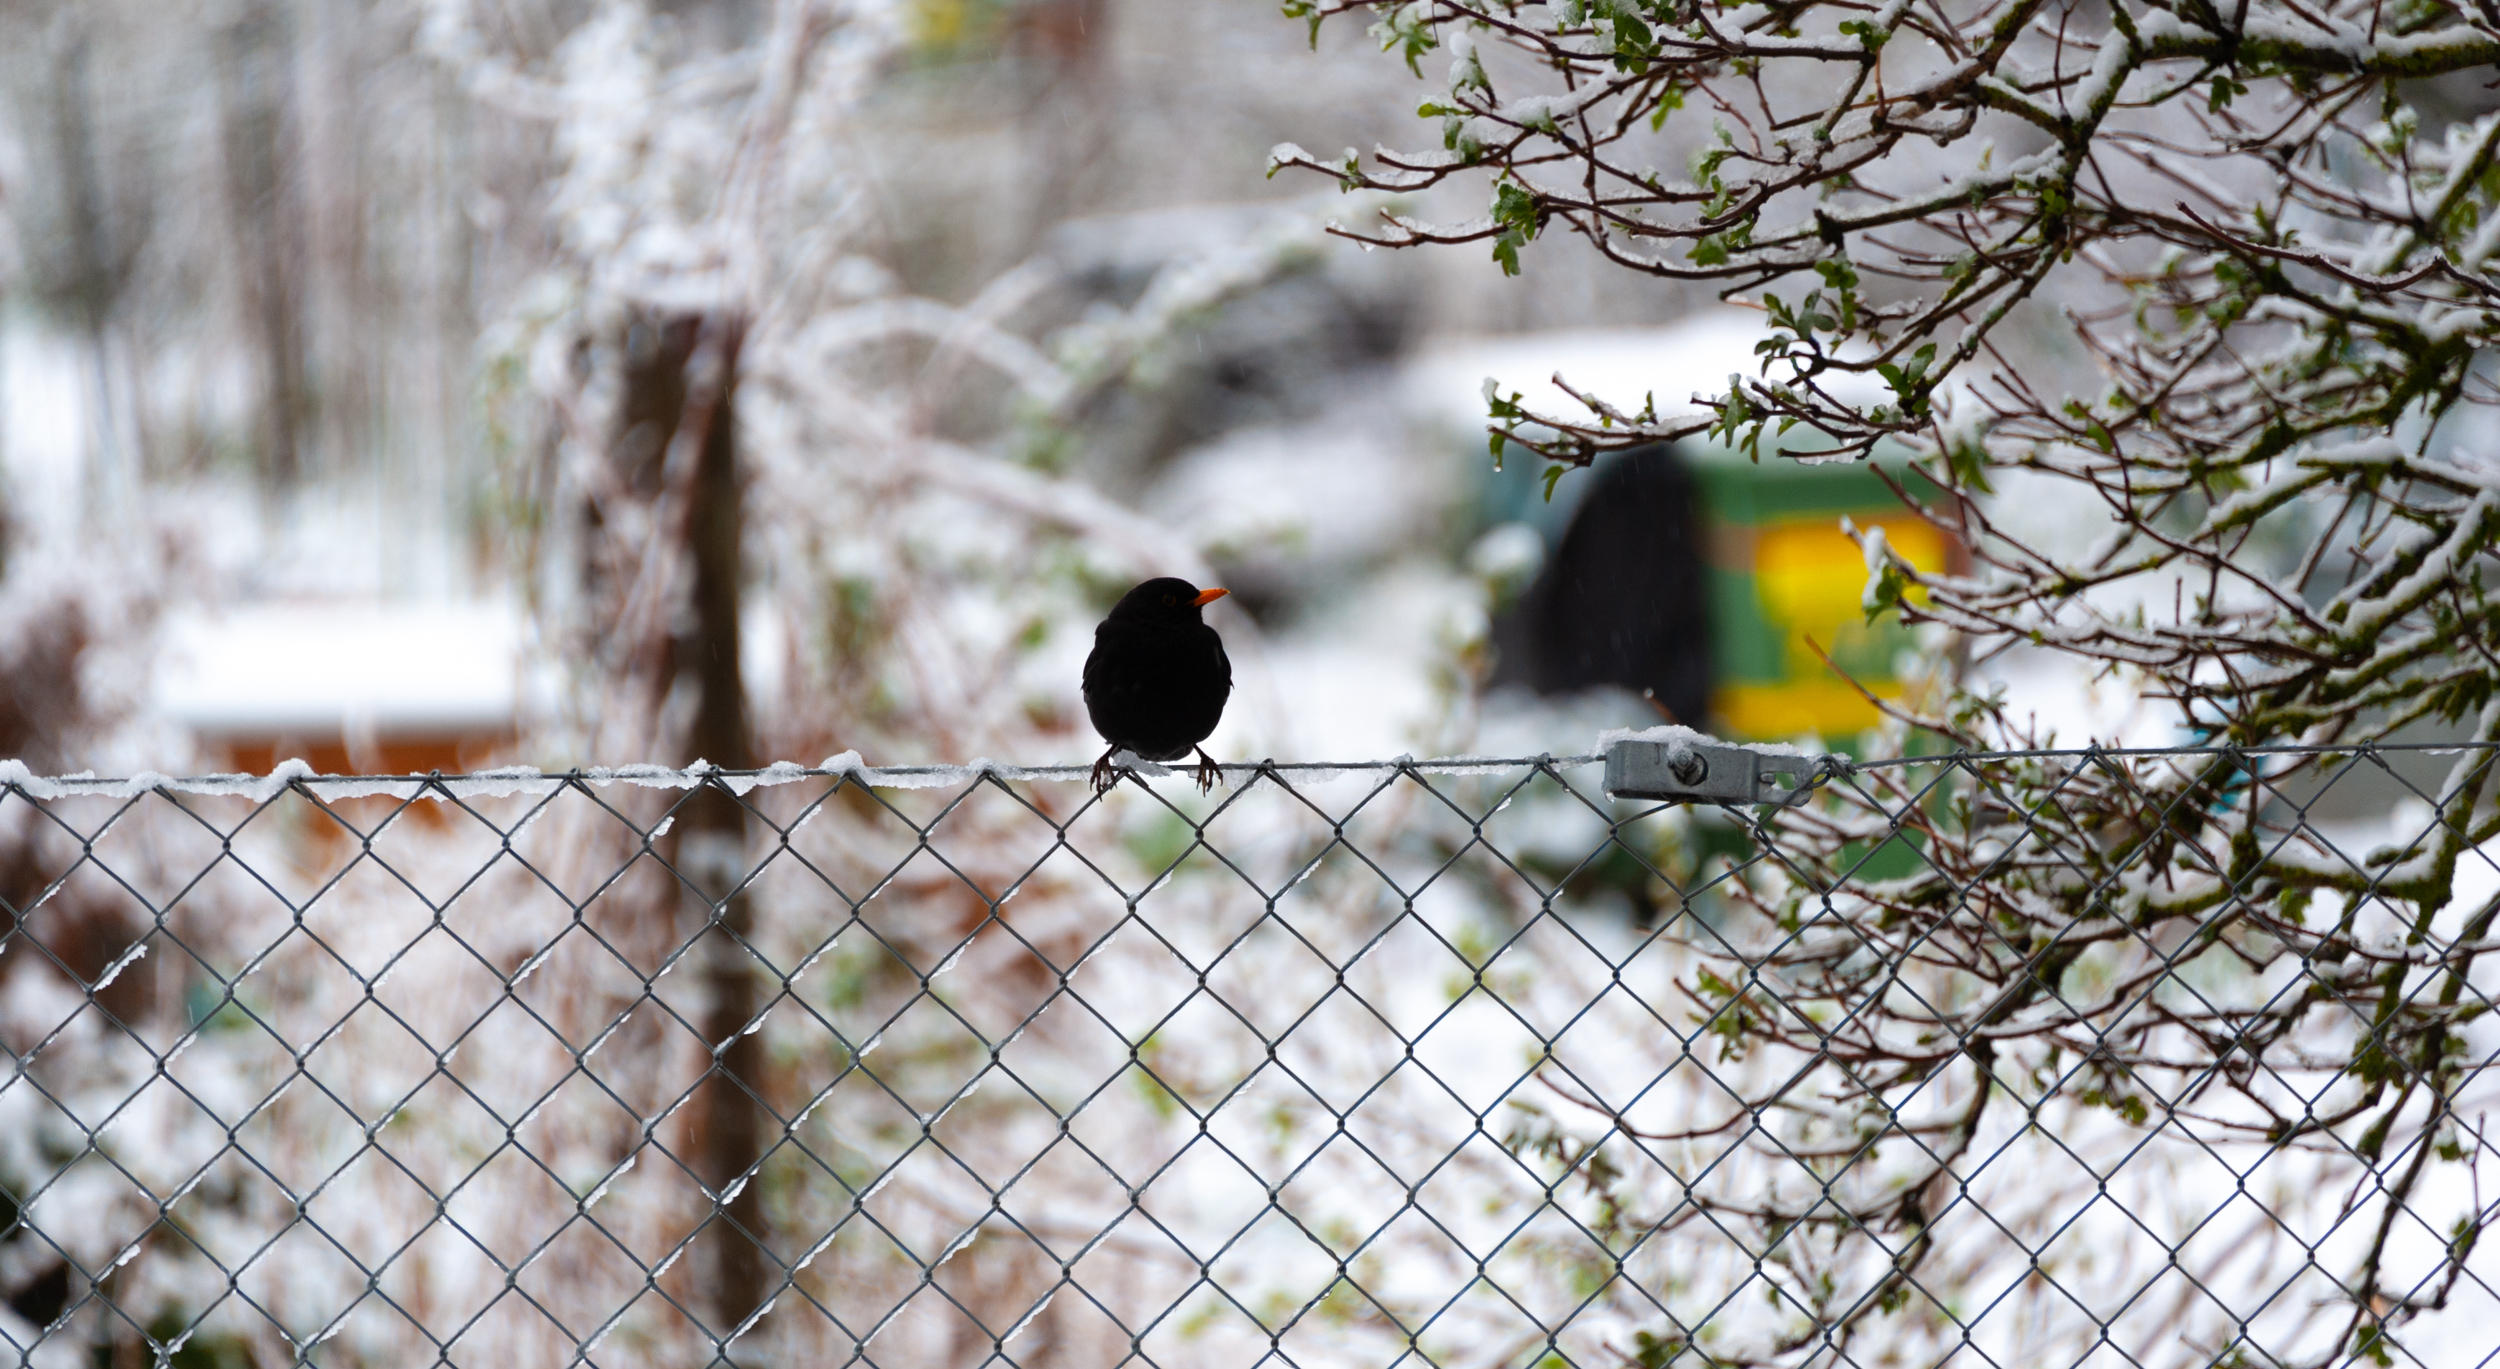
[1083,577,1232,790]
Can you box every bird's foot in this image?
[1192,747,1224,796]
[1089,748,1123,796]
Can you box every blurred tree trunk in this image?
[426,62,477,591]
[1014,0,1112,249]
[215,6,306,488]
[613,308,771,1341]
[0,282,9,573]
[50,33,137,519]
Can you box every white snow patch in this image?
[1402,308,1889,437]
[154,600,526,738]
[1596,723,1827,762]
[90,941,147,994]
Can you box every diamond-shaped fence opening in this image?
[4,744,2499,1367]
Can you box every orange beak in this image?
[1191,587,1230,607]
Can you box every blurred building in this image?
[154,601,527,774]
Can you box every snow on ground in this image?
[1244,560,1487,759]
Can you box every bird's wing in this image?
[1081,625,1128,706]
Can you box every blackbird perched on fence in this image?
[1084,578,1232,794]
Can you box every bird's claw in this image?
[1089,748,1221,796]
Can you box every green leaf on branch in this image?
[1876,342,1938,417]
[2061,398,2117,453]
[1649,82,1684,131]
[1612,11,1654,62]
[1490,179,1543,275]
[1708,377,1772,460]
[1279,0,1322,46]
[1930,425,1993,494]
[1493,180,1540,232]
[1368,4,1439,75]
[1492,228,1526,275]
[1691,215,1753,269]
[1864,559,1909,624]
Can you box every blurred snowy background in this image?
[0,5,1872,1362]
[6,4,2498,1368]
[0,0,2111,783]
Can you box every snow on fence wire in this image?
[1,742,2498,1369]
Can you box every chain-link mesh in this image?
[2,743,2496,1368]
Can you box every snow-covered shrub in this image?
[1277,0,2500,1361]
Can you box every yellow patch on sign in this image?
[910,0,971,46]
[1716,515,1949,738]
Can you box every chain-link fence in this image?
[2,741,2496,1368]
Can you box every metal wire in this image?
[1,743,2495,1368]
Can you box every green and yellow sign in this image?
[1691,449,1950,742]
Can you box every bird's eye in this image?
[1163,595,1175,606]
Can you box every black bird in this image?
[1083,577,1233,794]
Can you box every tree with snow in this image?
[1281,1,2500,1363]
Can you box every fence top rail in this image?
[1,736,2494,800]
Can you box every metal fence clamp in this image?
[1602,736,1828,806]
